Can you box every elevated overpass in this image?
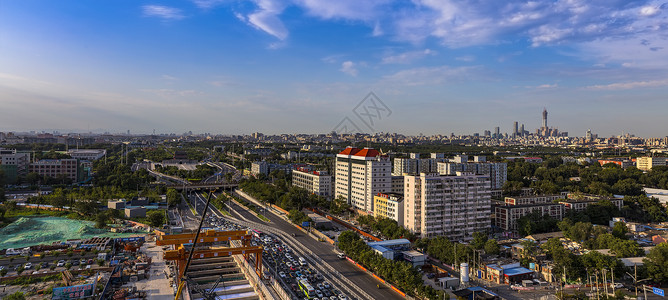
[166,182,239,190]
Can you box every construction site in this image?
[156,229,268,300]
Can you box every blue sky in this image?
[1,0,668,137]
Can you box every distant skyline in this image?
[2,1,668,137]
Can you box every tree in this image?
[95,213,108,229]
[166,189,180,207]
[471,232,488,250]
[611,222,629,239]
[644,243,668,283]
[147,210,166,228]
[0,268,7,277]
[484,239,500,255]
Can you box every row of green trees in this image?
[338,231,446,300]
[357,215,414,240]
[239,177,331,212]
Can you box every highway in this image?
[191,190,404,300]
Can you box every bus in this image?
[252,229,263,238]
[298,279,316,299]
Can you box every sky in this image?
[1,0,668,137]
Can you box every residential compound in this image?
[291,168,332,198]
[437,155,507,189]
[403,172,491,241]
[335,147,391,213]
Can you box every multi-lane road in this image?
[188,191,404,300]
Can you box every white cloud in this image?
[526,83,558,89]
[245,0,289,40]
[382,49,436,64]
[340,61,358,76]
[142,5,185,20]
[294,0,389,20]
[381,65,480,86]
[585,79,668,90]
[639,5,661,16]
[191,0,228,9]
[161,75,177,80]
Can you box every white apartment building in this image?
[437,155,507,189]
[335,147,391,213]
[392,153,445,176]
[404,172,491,241]
[292,169,332,198]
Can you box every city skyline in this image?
[2,1,668,136]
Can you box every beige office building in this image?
[636,157,666,171]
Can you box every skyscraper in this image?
[542,108,548,129]
[513,121,519,137]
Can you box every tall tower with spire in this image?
[542,108,548,129]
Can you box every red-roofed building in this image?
[335,147,391,213]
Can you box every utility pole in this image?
[635,264,638,297]
[595,271,600,300]
[603,269,608,296]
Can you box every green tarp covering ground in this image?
[0,216,137,249]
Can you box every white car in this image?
[57,260,66,267]
[24,263,32,269]
[279,271,286,278]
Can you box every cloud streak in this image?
[142,5,185,20]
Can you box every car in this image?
[72,260,79,266]
[279,271,286,278]
[41,262,50,268]
[613,283,624,289]
[338,295,348,300]
[285,262,292,268]
[316,291,324,298]
[32,271,40,274]
[85,265,91,270]
[323,282,331,289]
[57,260,66,267]
[80,259,87,265]
[324,290,332,297]
[337,253,345,259]
[24,263,32,269]
[317,283,324,290]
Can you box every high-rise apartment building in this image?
[392,153,445,176]
[403,172,491,241]
[335,147,391,213]
[373,193,404,225]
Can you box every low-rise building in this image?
[125,207,146,218]
[292,168,332,198]
[560,194,623,211]
[495,203,565,232]
[67,149,107,161]
[636,156,667,171]
[108,200,126,210]
[30,159,79,181]
[373,193,404,225]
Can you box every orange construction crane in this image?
[164,245,263,280]
[156,230,252,246]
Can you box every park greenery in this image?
[338,231,447,300]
